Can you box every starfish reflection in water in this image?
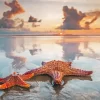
[24,60,93,85]
[0,72,34,89]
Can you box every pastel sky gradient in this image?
[0,0,100,30]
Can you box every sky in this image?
[0,0,100,31]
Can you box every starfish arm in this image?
[24,66,48,76]
[0,78,5,83]
[65,68,93,76]
[66,62,72,66]
[20,73,34,81]
[49,70,64,84]
[0,77,15,89]
[15,76,30,88]
[0,75,12,83]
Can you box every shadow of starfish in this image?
[28,74,92,94]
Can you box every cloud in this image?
[28,16,41,22]
[0,18,24,28]
[0,0,37,29]
[83,10,100,29]
[86,10,100,17]
[57,6,99,30]
[28,16,42,27]
[84,16,98,29]
[0,0,42,29]
[3,0,25,18]
[0,0,25,28]
[57,6,86,30]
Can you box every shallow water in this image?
[0,35,100,100]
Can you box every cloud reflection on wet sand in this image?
[0,36,100,99]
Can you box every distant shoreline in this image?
[0,29,100,36]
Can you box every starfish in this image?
[24,60,93,85]
[0,72,34,89]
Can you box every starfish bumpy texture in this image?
[24,60,93,85]
[0,72,34,89]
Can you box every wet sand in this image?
[0,36,100,100]
[0,56,100,100]
[1,56,100,100]
[0,74,98,100]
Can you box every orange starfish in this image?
[24,60,93,85]
[0,72,34,89]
